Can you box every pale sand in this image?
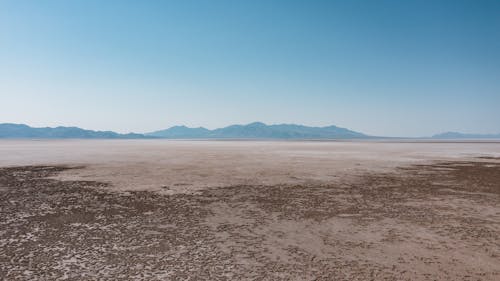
[1,139,500,193]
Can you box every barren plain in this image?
[1,140,499,280]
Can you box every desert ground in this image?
[0,140,499,280]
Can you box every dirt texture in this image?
[1,159,499,280]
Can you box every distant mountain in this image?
[147,122,369,139]
[0,123,147,139]
[1,122,370,139]
[4,123,499,140]
[147,125,211,138]
[432,132,500,139]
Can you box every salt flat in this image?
[1,140,500,280]
[1,139,500,193]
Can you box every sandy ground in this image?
[1,140,500,280]
[1,139,500,193]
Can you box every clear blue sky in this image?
[1,0,499,137]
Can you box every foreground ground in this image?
[1,155,499,280]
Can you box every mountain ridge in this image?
[4,123,499,140]
[0,123,148,139]
[146,122,369,139]
[0,122,370,139]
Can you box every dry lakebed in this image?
[0,140,499,280]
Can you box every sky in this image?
[1,0,499,137]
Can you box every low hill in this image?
[432,132,500,139]
[0,123,147,139]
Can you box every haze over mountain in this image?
[432,132,500,139]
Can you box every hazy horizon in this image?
[3,121,500,139]
[2,0,499,137]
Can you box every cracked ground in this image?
[1,159,499,280]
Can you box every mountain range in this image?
[0,123,146,139]
[145,122,367,139]
[0,122,368,139]
[1,123,499,139]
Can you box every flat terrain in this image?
[1,140,500,193]
[0,140,499,280]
